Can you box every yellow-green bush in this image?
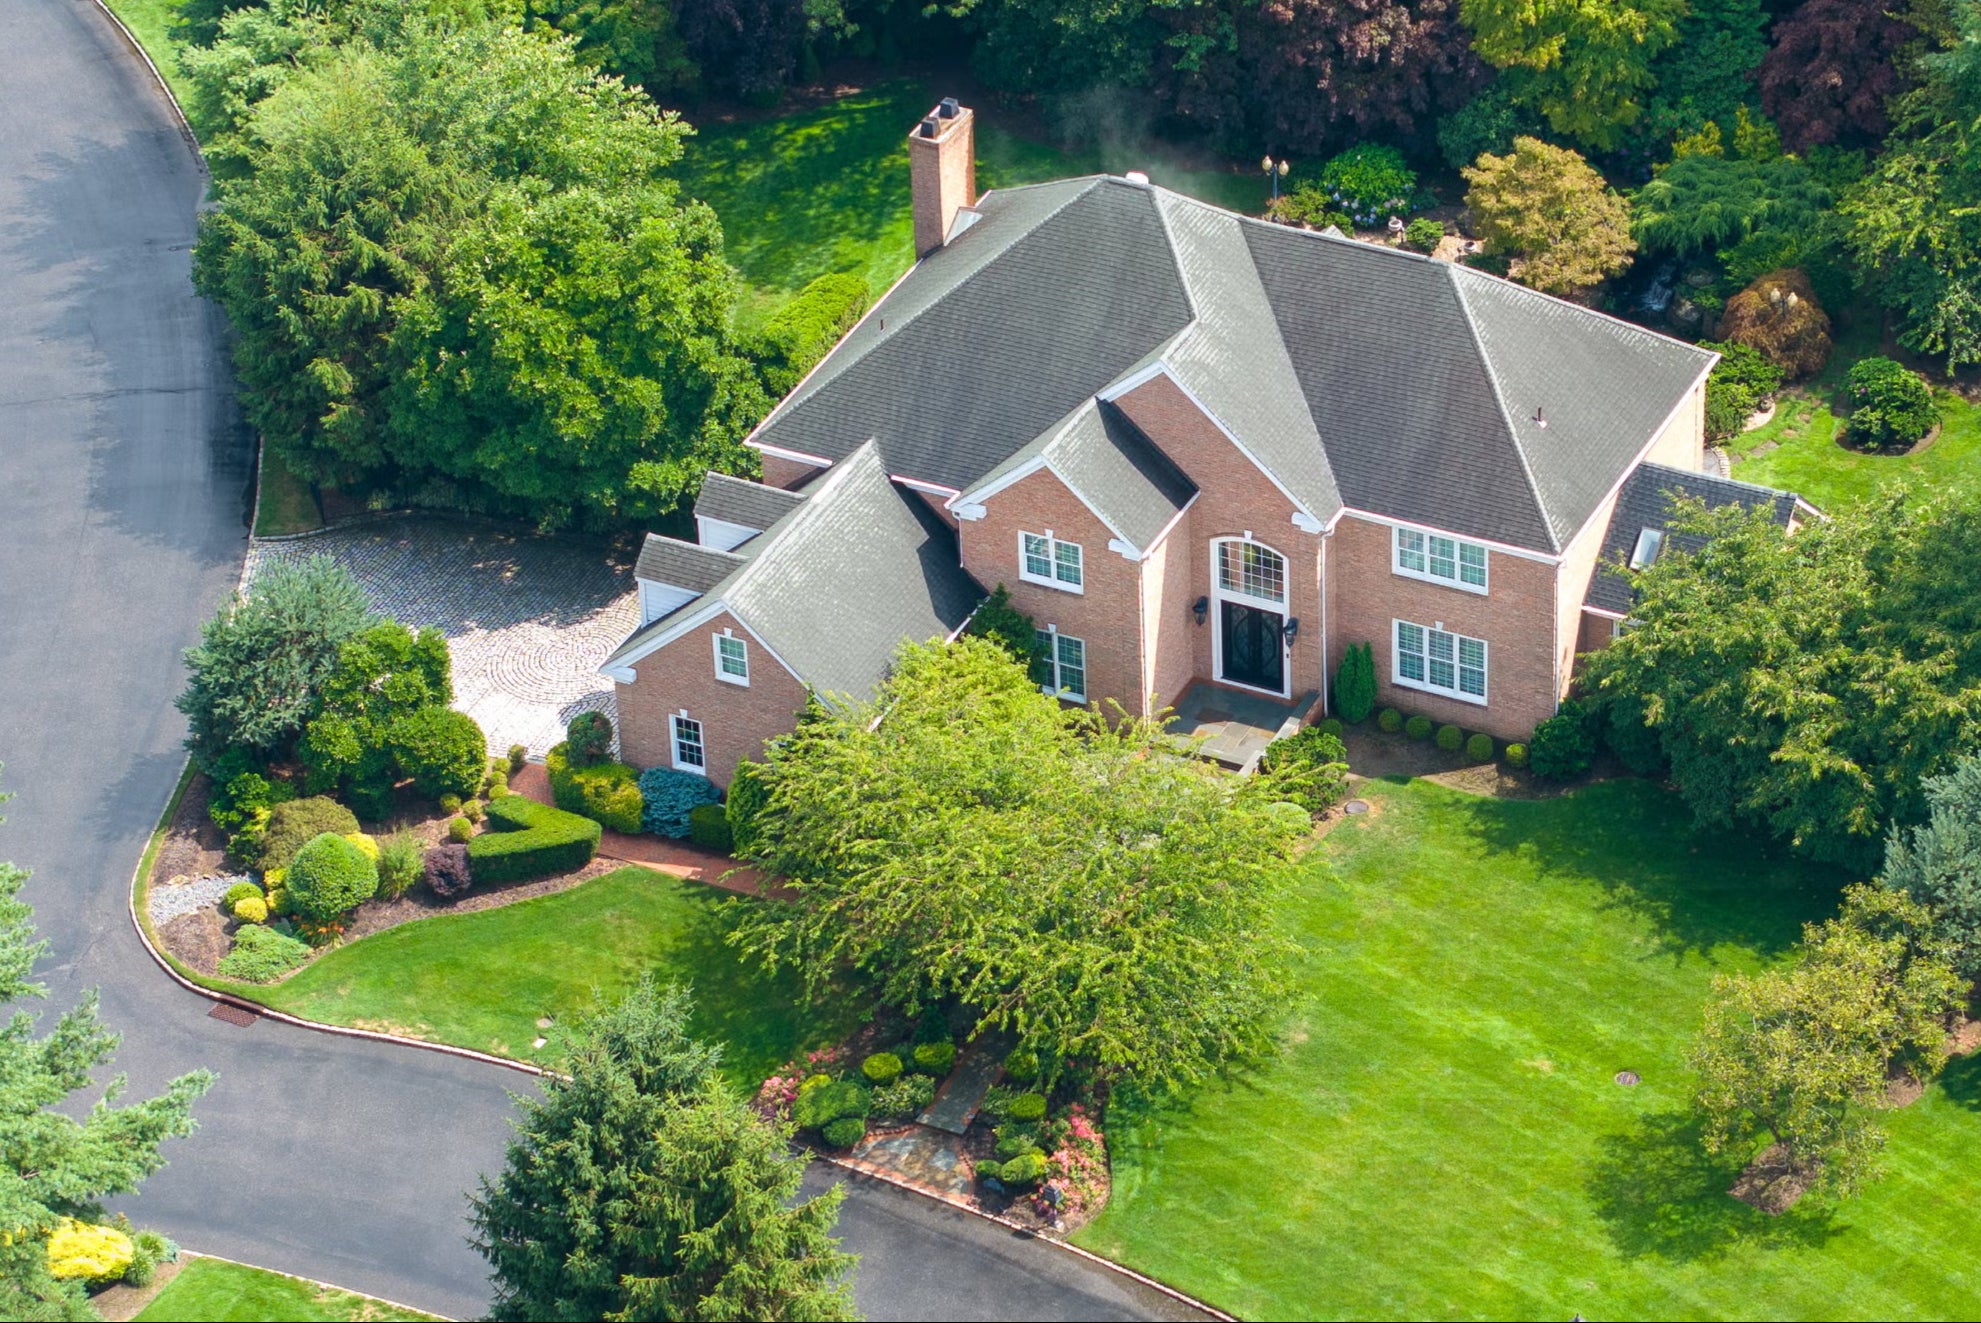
[344,831,380,861]
[232,896,269,923]
[46,1219,133,1284]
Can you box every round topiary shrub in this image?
[821,1117,866,1149]
[1005,1091,1048,1123]
[1377,708,1404,734]
[1435,723,1463,752]
[508,744,528,774]
[259,796,361,870]
[1505,742,1529,768]
[1003,1048,1040,1084]
[232,896,268,923]
[862,1052,903,1086]
[439,794,462,815]
[1405,715,1433,741]
[1528,704,1596,781]
[998,1151,1049,1187]
[792,1079,869,1131]
[222,880,263,909]
[1844,356,1936,451]
[388,706,487,801]
[912,1041,957,1075]
[1465,732,1495,762]
[1317,717,1345,739]
[448,816,474,844]
[462,799,485,823]
[286,831,379,921]
[566,710,615,766]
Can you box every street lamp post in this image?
[1262,155,1289,202]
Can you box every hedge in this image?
[467,794,601,884]
[545,741,643,834]
[688,802,733,852]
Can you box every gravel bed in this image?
[148,872,248,927]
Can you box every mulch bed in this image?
[1729,1142,1811,1215]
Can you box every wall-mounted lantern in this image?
[1192,595,1209,627]
[1282,617,1300,646]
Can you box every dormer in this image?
[693,473,809,552]
[634,535,744,626]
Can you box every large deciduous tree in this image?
[1462,136,1635,293]
[1760,0,1920,152]
[730,638,1309,1095]
[1458,0,1685,150]
[470,980,855,1322]
[0,776,212,1320]
[1579,489,1981,870]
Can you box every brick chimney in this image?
[909,98,975,259]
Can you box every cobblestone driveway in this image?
[245,515,637,759]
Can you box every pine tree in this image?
[1882,753,1981,981]
[470,980,856,1322]
[1334,642,1377,724]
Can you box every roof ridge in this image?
[1449,267,1560,553]
[1448,261,1717,359]
[726,439,882,597]
[1636,460,1793,500]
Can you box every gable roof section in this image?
[694,472,808,534]
[604,442,984,699]
[635,536,745,593]
[1584,462,1799,615]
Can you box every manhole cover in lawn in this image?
[1344,800,1371,815]
[1615,1070,1641,1086]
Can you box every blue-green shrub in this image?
[467,795,601,883]
[639,766,721,837]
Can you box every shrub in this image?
[265,886,290,917]
[46,1219,134,1285]
[1435,723,1463,752]
[1700,340,1786,441]
[389,706,487,801]
[975,1159,1003,1179]
[462,799,485,823]
[688,802,733,852]
[1506,742,1529,769]
[751,271,870,395]
[1003,1048,1040,1084]
[343,831,379,861]
[1719,268,1832,378]
[1405,715,1433,741]
[862,1052,903,1085]
[231,896,268,923]
[1404,217,1444,252]
[1317,717,1344,738]
[440,793,462,814]
[422,843,472,898]
[639,765,722,837]
[258,796,360,870]
[1316,143,1416,227]
[217,922,313,981]
[565,710,615,765]
[124,1230,176,1288]
[1377,707,1404,734]
[1005,1092,1048,1124]
[545,741,643,834]
[870,1073,936,1120]
[467,794,602,884]
[998,1152,1049,1187]
[1333,641,1377,723]
[726,760,771,858]
[376,832,423,898]
[223,880,263,909]
[507,743,528,774]
[1260,727,1350,813]
[286,831,379,920]
[791,1079,869,1131]
[1844,356,1936,451]
[1529,702,1596,781]
[1264,183,1356,231]
[1465,732,1495,762]
[1600,694,1667,776]
[821,1116,866,1149]
[448,816,474,844]
[912,1041,957,1076]
[209,769,276,836]
[995,1129,1042,1160]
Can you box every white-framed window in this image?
[1394,620,1487,704]
[1393,526,1488,593]
[713,632,749,686]
[1032,627,1087,702]
[1217,539,1286,604]
[670,712,706,773]
[1020,530,1084,591]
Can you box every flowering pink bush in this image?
[1036,1103,1108,1221]
[756,1045,851,1119]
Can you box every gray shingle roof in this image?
[606,442,983,701]
[634,536,745,593]
[1584,462,1800,615]
[693,472,808,534]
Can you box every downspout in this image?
[1318,524,1333,717]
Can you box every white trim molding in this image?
[713,630,750,687]
[752,440,835,469]
[669,711,708,775]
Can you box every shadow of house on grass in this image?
[1586,1110,1843,1263]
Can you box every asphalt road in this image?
[0,5,1210,1320]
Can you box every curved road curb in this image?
[172,1251,452,1323]
[83,0,203,162]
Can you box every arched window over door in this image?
[1211,537,1289,695]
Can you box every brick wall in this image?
[962,466,1144,712]
[615,609,810,790]
[756,451,826,491]
[909,106,975,259]
[1324,513,1559,741]
[1140,529,1196,713]
[1576,610,1618,658]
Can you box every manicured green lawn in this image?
[242,867,855,1080]
[252,445,323,536]
[1078,777,1981,1320]
[102,0,193,107]
[133,1256,436,1322]
[673,78,1264,331]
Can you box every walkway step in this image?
[919,1034,1010,1134]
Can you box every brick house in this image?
[602,100,1805,786]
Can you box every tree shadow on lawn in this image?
[1930,1049,1981,1112]
[1587,1110,1842,1262]
[1443,779,1846,964]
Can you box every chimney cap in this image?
[919,115,940,139]
[939,97,961,118]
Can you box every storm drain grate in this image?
[208,1002,259,1028]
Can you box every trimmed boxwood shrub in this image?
[223,881,263,909]
[639,766,722,837]
[286,831,378,920]
[1404,714,1433,741]
[231,896,268,923]
[1529,701,1596,781]
[726,760,770,858]
[1465,732,1495,762]
[258,796,360,870]
[467,794,602,883]
[1505,742,1529,769]
[1435,723,1463,752]
[1317,717,1344,738]
[862,1052,903,1085]
[912,1041,957,1075]
[1260,727,1350,812]
[1005,1092,1048,1123]
[792,1079,869,1131]
[821,1117,866,1149]
[448,816,474,844]
[999,1151,1049,1187]
[388,706,487,800]
[1377,707,1404,734]
[422,843,472,898]
[217,922,312,982]
[545,742,643,834]
[1002,1048,1040,1083]
[688,802,733,852]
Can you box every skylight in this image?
[1629,527,1665,570]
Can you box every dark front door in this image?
[1220,600,1284,692]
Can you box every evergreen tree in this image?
[1882,753,1981,981]
[1333,641,1377,724]
[470,980,856,1322]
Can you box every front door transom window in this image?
[1219,540,1285,604]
